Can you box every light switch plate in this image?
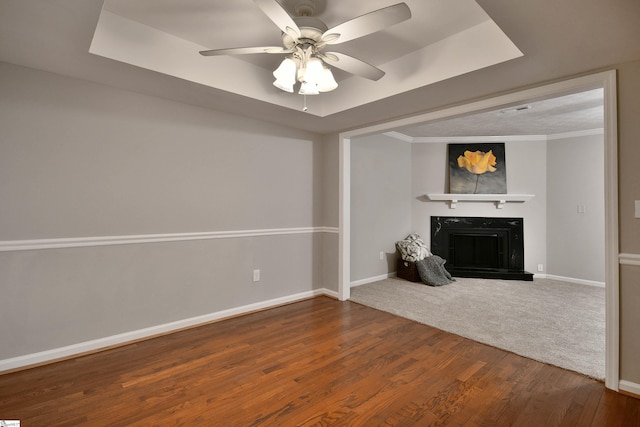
[635,200,640,218]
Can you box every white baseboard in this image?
[0,288,337,374]
[545,274,605,288]
[350,272,396,288]
[619,380,640,397]
[352,272,604,288]
[322,288,340,299]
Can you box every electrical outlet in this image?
[537,264,544,272]
[253,269,260,282]
[379,251,384,260]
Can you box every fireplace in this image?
[431,216,533,281]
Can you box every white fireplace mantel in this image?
[426,193,535,209]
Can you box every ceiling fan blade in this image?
[324,52,385,81]
[321,3,411,45]
[199,46,289,56]
[254,0,300,40]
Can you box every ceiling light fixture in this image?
[273,45,337,95]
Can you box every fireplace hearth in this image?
[431,216,533,281]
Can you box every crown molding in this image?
[384,128,604,143]
[546,128,604,140]
[382,131,414,142]
[410,134,547,143]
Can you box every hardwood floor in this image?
[1,297,638,426]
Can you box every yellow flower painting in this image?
[448,143,507,194]
[457,150,497,175]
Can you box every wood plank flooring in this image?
[1,296,638,426]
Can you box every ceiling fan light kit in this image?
[199,0,411,97]
[274,45,338,94]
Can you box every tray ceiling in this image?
[90,0,523,116]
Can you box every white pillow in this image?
[396,234,431,262]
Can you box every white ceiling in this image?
[0,0,639,135]
[393,88,604,138]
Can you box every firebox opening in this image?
[452,233,503,270]
[431,216,533,281]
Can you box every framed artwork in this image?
[448,143,507,194]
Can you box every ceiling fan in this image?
[199,0,411,95]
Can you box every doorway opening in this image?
[338,71,618,390]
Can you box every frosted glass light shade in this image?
[303,57,324,85]
[274,78,294,92]
[317,67,338,92]
[273,58,296,81]
[273,58,296,92]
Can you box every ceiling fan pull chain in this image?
[303,94,309,112]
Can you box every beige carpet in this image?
[349,276,605,379]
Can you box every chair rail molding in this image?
[0,227,340,252]
[619,253,640,266]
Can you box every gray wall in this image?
[617,59,640,383]
[350,134,412,281]
[0,63,330,360]
[0,64,323,238]
[547,133,605,282]
[321,132,340,290]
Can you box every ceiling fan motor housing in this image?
[286,0,328,17]
[282,16,327,49]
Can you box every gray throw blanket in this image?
[416,255,455,287]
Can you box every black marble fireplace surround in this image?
[431,216,533,281]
